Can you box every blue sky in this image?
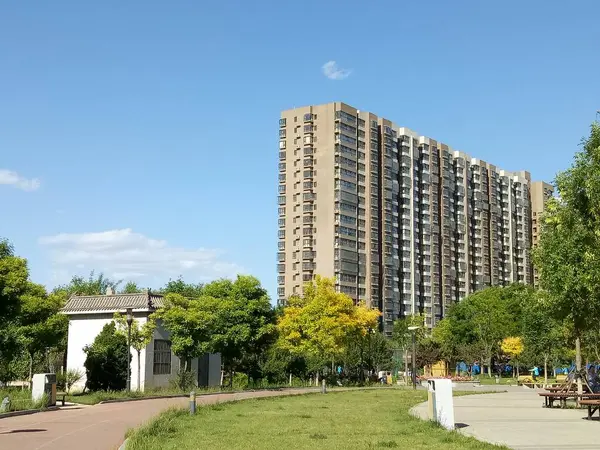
[1,0,599,300]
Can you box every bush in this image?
[170,370,197,392]
[83,322,130,391]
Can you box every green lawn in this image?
[0,388,47,412]
[66,386,226,405]
[125,389,506,450]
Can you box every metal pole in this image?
[127,323,131,393]
[412,331,417,390]
[189,391,196,414]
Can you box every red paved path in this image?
[0,388,319,450]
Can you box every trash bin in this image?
[32,373,57,407]
[427,378,455,430]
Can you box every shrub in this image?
[170,369,197,392]
[83,322,130,391]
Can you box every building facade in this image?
[62,289,221,392]
[277,102,552,336]
[530,181,554,286]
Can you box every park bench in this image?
[579,399,600,420]
[56,392,67,406]
[539,392,600,408]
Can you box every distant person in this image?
[532,366,540,381]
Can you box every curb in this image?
[118,438,128,450]
[97,387,321,405]
[0,406,59,420]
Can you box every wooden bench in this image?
[56,392,67,406]
[539,392,600,408]
[580,399,600,420]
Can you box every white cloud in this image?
[39,228,244,286]
[0,169,41,191]
[322,61,352,80]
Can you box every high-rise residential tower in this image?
[277,102,552,336]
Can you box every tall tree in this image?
[533,122,600,392]
[0,238,28,324]
[151,293,214,372]
[202,276,277,385]
[160,277,204,298]
[18,284,68,385]
[521,294,566,386]
[444,286,512,376]
[277,276,380,380]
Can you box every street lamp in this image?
[408,326,420,390]
[126,308,133,392]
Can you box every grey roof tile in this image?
[62,292,164,313]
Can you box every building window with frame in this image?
[153,339,172,375]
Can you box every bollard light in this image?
[189,391,196,415]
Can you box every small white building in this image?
[62,288,221,392]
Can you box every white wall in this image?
[66,313,148,392]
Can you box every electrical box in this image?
[32,373,57,407]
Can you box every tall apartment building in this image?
[277,102,552,336]
[530,181,554,286]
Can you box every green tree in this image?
[120,281,141,294]
[533,122,600,391]
[151,293,214,372]
[203,276,277,386]
[160,277,204,298]
[444,286,511,377]
[55,270,121,296]
[18,284,68,385]
[521,295,566,385]
[83,322,130,391]
[0,238,28,324]
[113,312,156,391]
[392,315,426,382]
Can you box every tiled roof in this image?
[62,292,164,313]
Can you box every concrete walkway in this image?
[0,388,319,450]
[412,386,600,450]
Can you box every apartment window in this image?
[279,129,286,138]
[278,241,285,250]
[303,181,313,190]
[304,113,313,121]
[303,238,313,246]
[277,252,286,262]
[279,118,286,127]
[303,204,314,212]
[278,185,286,194]
[303,170,314,178]
[153,340,172,375]
[277,263,285,273]
[278,206,285,216]
[277,275,285,284]
[279,151,286,160]
[278,230,285,239]
[278,218,285,227]
[277,287,285,296]
[279,163,286,171]
[279,140,286,149]
[278,196,286,205]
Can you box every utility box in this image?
[32,373,57,407]
[427,378,454,430]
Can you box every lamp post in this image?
[126,308,133,393]
[408,326,419,390]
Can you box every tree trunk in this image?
[28,352,34,390]
[544,354,548,388]
[516,360,520,378]
[229,369,234,388]
[289,373,292,386]
[487,357,492,377]
[576,336,583,395]
[404,349,409,385]
[315,371,319,386]
[137,350,142,391]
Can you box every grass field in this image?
[125,389,506,450]
[0,388,47,412]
